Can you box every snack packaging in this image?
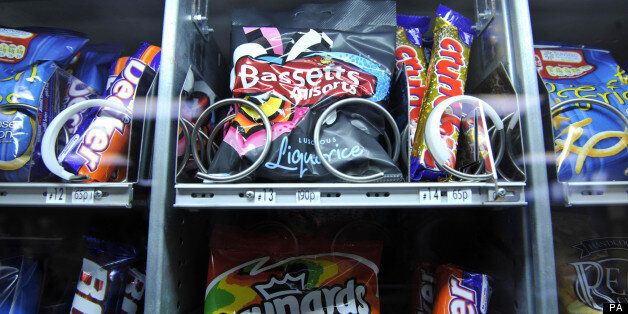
[411,263,436,314]
[120,268,146,314]
[70,237,136,314]
[58,43,160,182]
[535,45,628,181]
[74,44,123,94]
[410,5,475,181]
[106,57,130,91]
[0,256,43,314]
[0,27,88,76]
[395,15,431,147]
[0,61,67,182]
[433,264,491,314]
[207,0,402,182]
[204,224,383,314]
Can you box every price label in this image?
[72,188,95,204]
[447,189,472,204]
[296,190,320,204]
[45,187,66,204]
[254,189,276,204]
[419,188,442,204]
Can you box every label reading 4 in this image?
[46,187,66,204]
[72,189,95,204]
[254,189,276,204]
[296,190,320,204]
[419,188,442,204]
[447,189,472,204]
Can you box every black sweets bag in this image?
[207,0,403,182]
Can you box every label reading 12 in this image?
[447,189,472,204]
[296,190,320,204]
[72,189,95,204]
[419,188,442,204]
[45,187,66,204]
[254,189,276,204]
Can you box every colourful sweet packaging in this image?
[395,15,431,151]
[204,224,383,314]
[58,43,160,182]
[106,56,130,91]
[433,264,491,314]
[411,263,436,314]
[0,61,65,182]
[410,5,475,181]
[120,268,146,314]
[535,45,628,182]
[70,237,136,314]
[0,27,88,76]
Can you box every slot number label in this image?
[296,190,320,204]
[419,188,442,204]
[254,189,276,204]
[45,187,66,204]
[72,189,95,204]
[447,189,472,204]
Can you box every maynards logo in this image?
[239,272,371,314]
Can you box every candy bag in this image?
[0,27,88,76]
[535,45,628,181]
[410,5,475,181]
[0,61,68,182]
[74,44,123,94]
[433,264,491,314]
[70,237,136,313]
[57,43,160,182]
[204,224,383,314]
[207,0,402,182]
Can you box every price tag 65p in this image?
[447,189,472,204]
[72,188,95,204]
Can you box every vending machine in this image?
[0,0,625,313]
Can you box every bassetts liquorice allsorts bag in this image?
[208,0,403,182]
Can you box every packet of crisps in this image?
[0,61,71,182]
[433,264,491,314]
[204,224,383,314]
[57,43,160,182]
[396,15,431,154]
[535,45,628,182]
[410,5,475,181]
[0,27,88,76]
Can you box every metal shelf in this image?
[175,181,526,208]
[563,181,628,206]
[0,183,134,208]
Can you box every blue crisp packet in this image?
[535,45,628,181]
[0,256,43,314]
[74,43,122,94]
[0,61,64,182]
[0,27,88,76]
